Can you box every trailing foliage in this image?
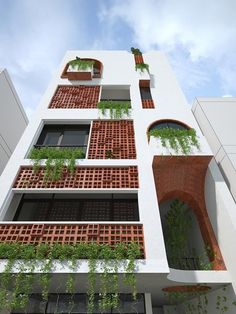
[30,147,85,181]
[164,289,209,314]
[131,47,142,55]
[97,100,131,119]
[135,63,149,73]
[0,242,141,313]
[164,199,213,271]
[69,56,95,71]
[148,127,200,154]
[165,285,236,314]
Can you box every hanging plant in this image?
[131,47,142,55]
[69,57,95,71]
[135,63,149,73]
[30,147,85,181]
[164,199,213,271]
[148,127,200,154]
[0,242,141,312]
[97,100,131,119]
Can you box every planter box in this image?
[67,64,93,81]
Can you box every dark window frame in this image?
[35,124,90,149]
[11,293,146,314]
[14,194,140,222]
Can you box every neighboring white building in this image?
[0,51,235,313]
[0,68,28,175]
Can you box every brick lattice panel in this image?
[13,166,139,189]
[152,155,226,270]
[134,55,144,64]
[0,224,145,258]
[88,121,136,159]
[49,85,100,109]
[142,99,155,109]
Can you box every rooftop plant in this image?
[0,242,141,313]
[97,100,131,119]
[148,127,200,155]
[135,63,149,73]
[69,56,95,71]
[30,147,85,181]
[131,47,142,55]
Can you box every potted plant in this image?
[67,57,95,80]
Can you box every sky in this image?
[0,0,236,118]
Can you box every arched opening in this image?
[61,58,103,80]
[160,198,211,270]
[148,119,190,133]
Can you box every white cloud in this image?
[101,0,236,96]
[0,0,83,117]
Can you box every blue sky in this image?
[0,0,236,118]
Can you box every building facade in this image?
[0,51,235,313]
[0,68,28,175]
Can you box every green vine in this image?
[97,100,131,119]
[148,127,200,154]
[131,47,142,55]
[135,63,149,73]
[69,57,95,71]
[0,242,141,312]
[164,199,212,270]
[30,147,85,181]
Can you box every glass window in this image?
[150,121,188,131]
[36,125,90,148]
[44,131,61,145]
[140,87,152,100]
[14,194,139,222]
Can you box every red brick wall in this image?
[141,99,155,109]
[152,155,226,270]
[134,54,144,64]
[88,121,136,159]
[0,224,145,257]
[49,85,100,109]
[14,166,139,189]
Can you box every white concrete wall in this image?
[205,160,236,291]
[0,69,28,174]
[193,97,236,201]
[177,284,236,314]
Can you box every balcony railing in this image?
[0,223,145,258]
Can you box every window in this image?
[36,125,90,152]
[149,120,189,131]
[14,194,139,222]
[140,87,152,100]
[11,293,146,314]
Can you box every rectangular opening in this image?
[12,193,139,222]
[100,85,130,101]
[34,124,90,155]
[11,293,146,314]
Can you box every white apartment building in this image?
[0,51,235,314]
[0,69,28,175]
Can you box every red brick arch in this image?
[153,155,226,270]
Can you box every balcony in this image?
[61,58,103,80]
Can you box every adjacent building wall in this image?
[0,69,28,174]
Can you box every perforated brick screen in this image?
[0,224,145,257]
[142,99,155,109]
[134,55,144,64]
[49,85,100,109]
[13,166,139,189]
[88,121,136,159]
